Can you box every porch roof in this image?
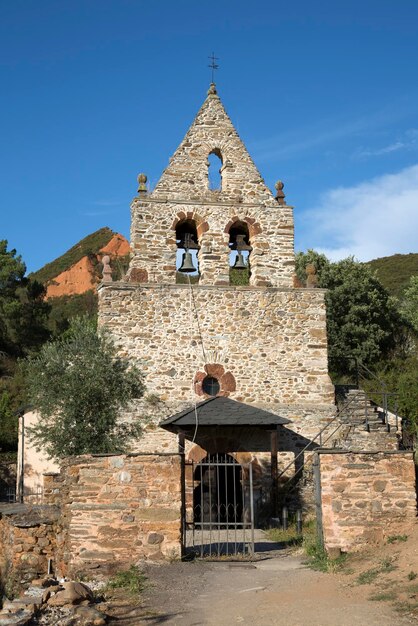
[160,396,291,432]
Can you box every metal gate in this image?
[183,453,255,558]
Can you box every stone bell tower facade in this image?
[98,83,335,455]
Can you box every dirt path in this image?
[113,552,416,626]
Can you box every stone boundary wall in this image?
[317,451,417,553]
[43,471,64,506]
[0,504,58,591]
[58,453,182,575]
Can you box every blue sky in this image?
[1,0,418,272]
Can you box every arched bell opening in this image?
[228,221,251,285]
[175,219,200,283]
[207,149,223,191]
[193,453,243,526]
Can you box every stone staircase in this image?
[333,387,400,451]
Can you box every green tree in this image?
[400,275,418,333]
[322,257,400,374]
[295,251,402,377]
[0,391,17,452]
[23,317,145,458]
[376,357,418,441]
[0,240,50,358]
[0,241,51,451]
[295,249,330,287]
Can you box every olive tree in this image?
[23,317,145,458]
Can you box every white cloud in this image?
[303,164,418,261]
[357,141,408,157]
[251,105,411,163]
[355,129,418,159]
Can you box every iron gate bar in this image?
[185,454,255,558]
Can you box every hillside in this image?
[31,227,116,285]
[29,228,130,333]
[31,228,130,299]
[367,253,418,297]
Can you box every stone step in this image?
[368,423,390,432]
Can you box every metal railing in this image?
[277,380,403,506]
[332,356,401,432]
[0,487,16,503]
[276,389,362,487]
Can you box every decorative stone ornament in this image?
[194,364,236,397]
[306,263,319,288]
[137,173,148,193]
[101,255,112,283]
[275,180,285,205]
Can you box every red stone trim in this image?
[171,211,205,231]
[194,364,236,398]
[224,217,262,238]
[129,268,148,283]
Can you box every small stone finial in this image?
[207,83,217,95]
[102,255,112,283]
[306,264,319,288]
[275,180,285,205]
[137,173,147,193]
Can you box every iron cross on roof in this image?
[208,52,219,83]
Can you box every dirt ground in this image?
[103,526,418,626]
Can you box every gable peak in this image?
[207,82,218,96]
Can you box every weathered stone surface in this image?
[47,581,94,606]
[72,605,107,625]
[54,454,182,572]
[0,505,58,591]
[319,451,416,553]
[96,83,336,470]
[0,608,34,626]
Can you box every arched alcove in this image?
[207,149,223,190]
[175,219,200,282]
[228,220,251,285]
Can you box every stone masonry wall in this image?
[128,86,295,288]
[318,451,417,553]
[99,283,334,406]
[129,197,294,288]
[58,454,182,575]
[0,505,58,591]
[98,282,335,455]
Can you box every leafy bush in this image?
[23,316,145,458]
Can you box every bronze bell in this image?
[179,250,197,273]
[233,251,247,270]
[234,234,252,251]
[181,232,200,250]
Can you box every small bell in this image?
[178,250,197,273]
[180,232,200,250]
[234,234,252,251]
[233,251,247,270]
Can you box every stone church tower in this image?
[98,83,335,466]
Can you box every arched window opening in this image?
[207,149,223,190]
[228,221,251,285]
[175,219,200,283]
